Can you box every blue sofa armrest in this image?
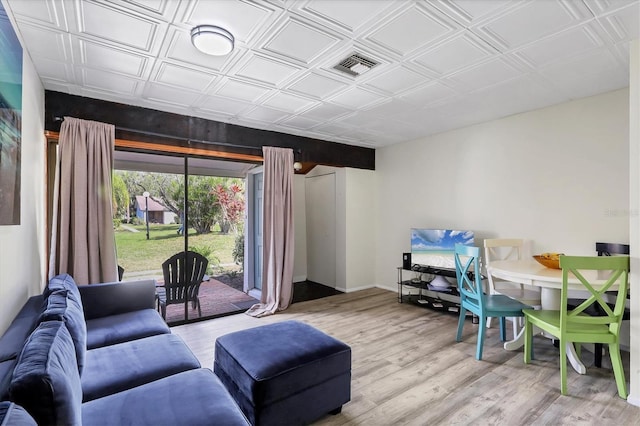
[79,280,157,320]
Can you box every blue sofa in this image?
[0,274,249,425]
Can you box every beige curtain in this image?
[49,117,118,285]
[246,147,295,317]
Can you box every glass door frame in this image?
[245,165,263,300]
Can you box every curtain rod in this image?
[44,130,264,163]
[53,115,274,152]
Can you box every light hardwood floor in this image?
[172,288,640,425]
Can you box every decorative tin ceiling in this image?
[4,0,639,148]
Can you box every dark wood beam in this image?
[44,131,264,163]
[44,91,375,171]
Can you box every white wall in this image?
[292,175,307,282]
[305,166,337,287]
[343,168,377,292]
[628,39,640,406]
[300,166,377,293]
[0,36,45,334]
[375,89,630,292]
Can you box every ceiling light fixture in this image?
[191,25,234,56]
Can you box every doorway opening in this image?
[113,150,259,325]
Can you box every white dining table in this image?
[485,259,618,374]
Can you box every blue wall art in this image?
[0,2,22,225]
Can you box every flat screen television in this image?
[411,228,475,269]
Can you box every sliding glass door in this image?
[113,150,258,324]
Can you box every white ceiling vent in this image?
[333,53,379,77]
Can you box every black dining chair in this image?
[593,242,630,368]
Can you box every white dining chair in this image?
[484,239,541,337]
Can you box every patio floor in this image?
[161,278,258,324]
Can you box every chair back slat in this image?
[484,238,523,264]
[559,255,629,331]
[162,251,209,305]
[455,244,483,310]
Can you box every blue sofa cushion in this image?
[214,320,351,407]
[0,297,44,399]
[0,360,16,401]
[0,296,44,362]
[79,280,158,320]
[9,321,82,426]
[82,334,200,401]
[0,402,37,426]
[85,309,170,349]
[39,291,87,375]
[45,274,82,305]
[82,369,249,426]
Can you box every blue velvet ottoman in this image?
[214,320,351,426]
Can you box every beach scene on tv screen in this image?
[411,229,474,268]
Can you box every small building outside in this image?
[134,195,174,224]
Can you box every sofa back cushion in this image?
[0,359,17,402]
[0,296,45,363]
[39,291,87,375]
[0,297,46,400]
[44,274,81,302]
[9,321,82,426]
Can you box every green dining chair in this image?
[454,244,533,360]
[523,255,629,398]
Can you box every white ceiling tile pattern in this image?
[78,38,149,77]
[261,91,315,113]
[197,95,251,116]
[514,26,603,68]
[365,3,458,56]
[82,68,139,95]
[76,1,162,52]
[242,105,290,123]
[280,115,322,130]
[4,0,639,148]
[214,78,271,103]
[18,22,70,61]
[474,1,592,49]
[328,86,387,109]
[303,102,351,121]
[32,56,72,82]
[261,18,341,64]
[234,53,301,87]
[153,62,216,91]
[363,65,428,95]
[287,71,348,99]
[7,0,63,28]
[296,0,396,33]
[413,34,495,75]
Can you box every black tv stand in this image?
[397,265,484,319]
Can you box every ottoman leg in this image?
[329,407,342,415]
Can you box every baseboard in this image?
[336,284,375,293]
[248,288,261,300]
[293,275,307,283]
[376,284,397,293]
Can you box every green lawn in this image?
[115,224,238,274]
